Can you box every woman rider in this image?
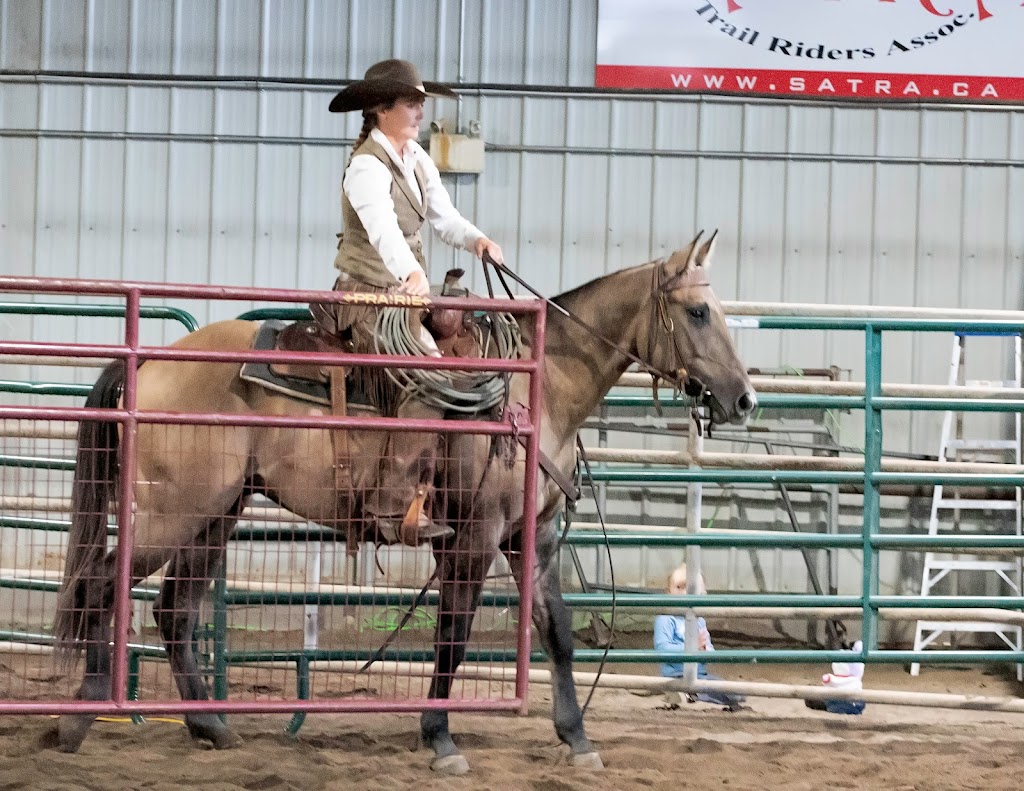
[313,59,504,547]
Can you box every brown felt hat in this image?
[329,59,457,113]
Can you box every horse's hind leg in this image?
[152,516,241,749]
[508,530,603,769]
[57,552,117,752]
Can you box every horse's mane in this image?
[551,257,661,309]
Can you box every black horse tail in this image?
[54,360,125,667]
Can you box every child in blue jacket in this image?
[654,564,745,710]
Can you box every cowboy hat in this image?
[329,59,457,113]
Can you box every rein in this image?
[360,254,715,677]
[476,255,713,714]
[481,252,702,393]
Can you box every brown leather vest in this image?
[333,135,428,288]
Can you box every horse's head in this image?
[647,231,757,425]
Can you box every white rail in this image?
[214,658,1024,715]
[723,300,1024,321]
[1,642,1018,714]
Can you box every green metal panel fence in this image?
[4,305,1024,720]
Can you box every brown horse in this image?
[54,231,755,773]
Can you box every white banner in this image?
[596,0,1024,102]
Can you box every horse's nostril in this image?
[736,392,755,413]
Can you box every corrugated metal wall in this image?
[2,2,1023,435]
[2,0,1024,612]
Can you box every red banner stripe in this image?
[595,65,1024,102]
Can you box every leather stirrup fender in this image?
[330,367,358,556]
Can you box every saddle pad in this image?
[239,320,333,406]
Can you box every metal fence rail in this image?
[0,276,546,718]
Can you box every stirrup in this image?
[373,485,455,547]
[376,516,454,546]
[400,484,451,545]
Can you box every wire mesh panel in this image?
[122,426,528,710]
[0,278,545,722]
[0,417,82,702]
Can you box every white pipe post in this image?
[304,526,321,652]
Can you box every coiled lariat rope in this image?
[373,307,523,413]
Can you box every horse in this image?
[53,230,756,773]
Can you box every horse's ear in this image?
[694,228,718,270]
[664,230,705,275]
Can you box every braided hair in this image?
[349,110,376,162]
[347,99,397,164]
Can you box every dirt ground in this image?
[0,661,1022,791]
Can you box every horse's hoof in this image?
[210,728,244,750]
[431,753,470,775]
[56,736,82,754]
[189,725,242,750]
[571,751,604,770]
[56,716,90,753]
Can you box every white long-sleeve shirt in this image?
[343,127,485,282]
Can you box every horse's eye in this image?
[687,305,709,324]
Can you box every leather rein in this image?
[481,251,715,411]
[360,255,710,675]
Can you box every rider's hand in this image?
[398,268,430,296]
[473,236,504,265]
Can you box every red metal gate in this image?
[0,276,545,718]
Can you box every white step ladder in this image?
[911,332,1023,679]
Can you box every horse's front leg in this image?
[420,541,496,775]
[509,526,603,769]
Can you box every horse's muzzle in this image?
[726,389,757,425]
[685,376,757,426]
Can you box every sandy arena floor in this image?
[0,661,1022,790]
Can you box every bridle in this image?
[648,261,707,410]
